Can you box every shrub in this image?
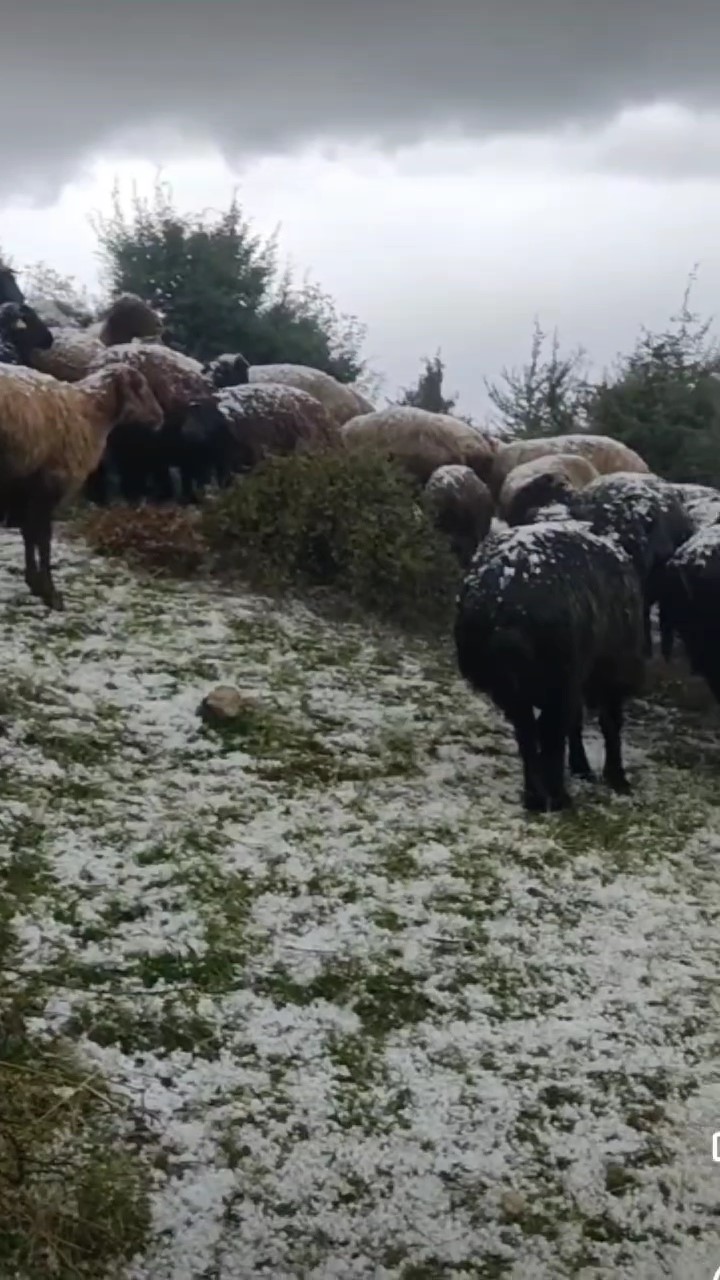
[77,504,208,577]
[202,449,461,629]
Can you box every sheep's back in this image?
[570,473,694,577]
[88,342,209,418]
[341,406,495,484]
[491,433,649,495]
[216,382,337,465]
[456,521,644,695]
[30,328,105,382]
[248,363,363,427]
[424,464,493,543]
[499,452,599,522]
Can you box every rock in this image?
[198,686,260,727]
[499,1189,527,1221]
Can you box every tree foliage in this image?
[485,320,589,438]
[587,276,720,484]
[91,181,366,380]
[399,351,459,414]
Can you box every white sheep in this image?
[498,452,600,525]
[0,363,163,609]
[30,328,106,383]
[490,433,650,496]
[249,363,370,427]
[340,406,496,484]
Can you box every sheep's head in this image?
[509,473,574,528]
[108,366,164,429]
[0,302,53,357]
[205,352,250,390]
[182,396,227,442]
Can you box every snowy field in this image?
[1,531,720,1278]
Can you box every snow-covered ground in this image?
[1,532,720,1278]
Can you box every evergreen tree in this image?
[485,320,589,438]
[92,181,366,380]
[399,351,459,414]
[587,275,720,483]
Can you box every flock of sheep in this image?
[0,263,718,814]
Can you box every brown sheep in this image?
[0,363,163,609]
[340,406,496,485]
[183,382,338,485]
[490,434,650,496]
[423,464,494,566]
[94,292,164,347]
[87,342,211,420]
[498,453,600,526]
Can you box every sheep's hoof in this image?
[547,790,573,812]
[523,790,548,814]
[569,759,595,781]
[604,769,631,795]
[43,588,64,612]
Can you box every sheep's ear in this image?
[13,318,27,331]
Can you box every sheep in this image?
[94,292,164,347]
[489,433,650,497]
[0,363,163,609]
[340,406,496,485]
[248,362,370,427]
[454,520,645,812]
[204,352,250,390]
[423,464,494,567]
[29,327,105,382]
[180,382,338,493]
[0,303,53,366]
[657,526,720,695]
[498,452,599,526]
[668,482,720,531]
[348,385,376,415]
[0,263,24,306]
[84,342,211,504]
[541,473,695,656]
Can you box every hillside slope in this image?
[0,534,718,1279]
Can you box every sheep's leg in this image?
[34,510,63,612]
[537,703,573,811]
[642,599,653,658]
[658,600,675,662]
[568,709,594,780]
[511,707,547,813]
[598,694,631,794]
[84,462,109,507]
[21,524,40,596]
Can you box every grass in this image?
[0,530,718,1277]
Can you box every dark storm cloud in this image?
[3,0,720,201]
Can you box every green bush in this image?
[202,449,461,629]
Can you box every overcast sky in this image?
[2,1,720,417]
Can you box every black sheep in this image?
[539,474,694,656]
[455,520,645,813]
[203,352,250,391]
[0,303,53,365]
[657,525,720,698]
[0,265,24,307]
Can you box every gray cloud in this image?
[3,1,720,201]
